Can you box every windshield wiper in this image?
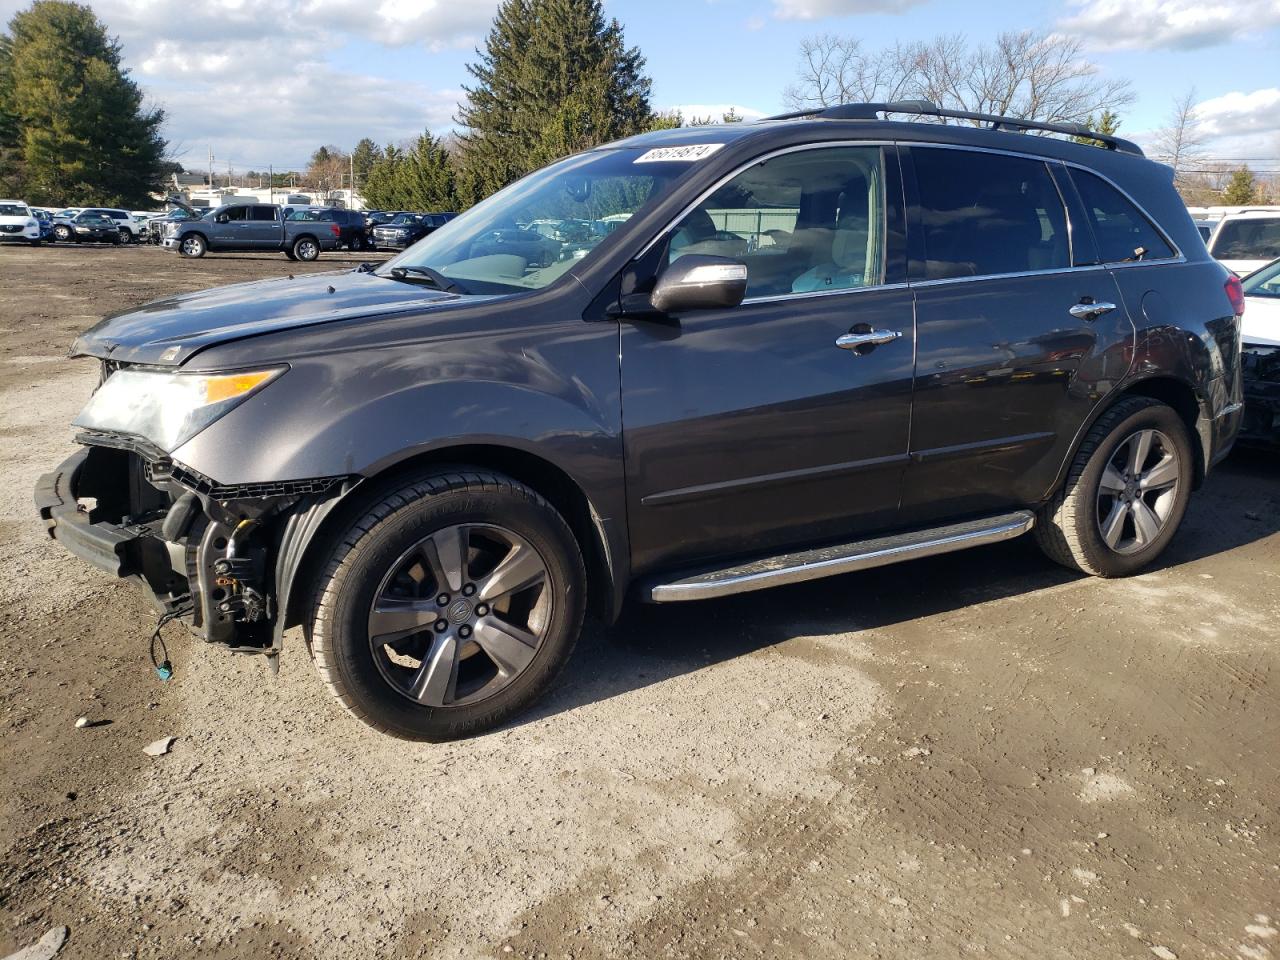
[388,265,466,294]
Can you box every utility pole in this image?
[349,153,355,203]
[269,164,274,204]
[207,146,213,191]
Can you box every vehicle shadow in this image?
[512,448,1280,729]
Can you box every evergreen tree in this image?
[359,136,460,212]
[361,143,404,210]
[351,137,380,187]
[0,1,166,205]
[396,133,457,211]
[458,0,652,197]
[648,110,682,131]
[1222,167,1257,205]
[1073,109,1120,147]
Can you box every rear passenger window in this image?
[911,149,1070,280]
[251,206,277,221]
[1071,170,1175,263]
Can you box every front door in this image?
[621,144,916,575]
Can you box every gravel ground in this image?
[1,244,1277,960]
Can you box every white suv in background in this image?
[80,207,143,242]
[1208,211,1280,275]
[0,199,42,245]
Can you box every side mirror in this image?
[650,255,748,314]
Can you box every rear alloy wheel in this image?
[179,234,206,258]
[310,470,586,740]
[292,237,319,261]
[1035,396,1193,576]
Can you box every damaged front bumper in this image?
[1241,343,1280,449]
[35,435,355,654]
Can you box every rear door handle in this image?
[1069,300,1118,321]
[836,329,902,350]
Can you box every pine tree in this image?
[395,133,457,212]
[361,143,404,210]
[351,138,380,187]
[1,1,166,205]
[1222,167,1257,205]
[458,0,652,197]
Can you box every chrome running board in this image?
[645,510,1036,602]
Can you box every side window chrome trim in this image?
[635,139,895,261]
[742,281,911,306]
[905,141,1184,263]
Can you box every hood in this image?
[1243,295,1280,347]
[71,270,471,366]
[165,196,199,217]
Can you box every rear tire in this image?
[1035,396,1194,577]
[53,224,71,242]
[309,470,586,741]
[292,236,319,261]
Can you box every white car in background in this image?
[1239,258,1280,448]
[0,199,42,245]
[1208,211,1280,275]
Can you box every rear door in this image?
[621,143,917,574]
[243,205,282,247]
[898,145,1134,524]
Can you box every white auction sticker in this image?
[633,144,725,163]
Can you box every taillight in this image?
[330,224,341,237]
[1225,275,1245,317]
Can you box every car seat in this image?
[791,218,869,293]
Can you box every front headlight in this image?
[73,367,285,453]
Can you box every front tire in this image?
[179,234,206,258]
[309,470,586,741]
[53,224,72,242]
[1035,397,1194,577]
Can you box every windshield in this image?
[382,148,694,294]
[0,203,29,217]
[390,214,421,225]
[1243,259,1280,298]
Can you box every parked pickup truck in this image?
[163,202,342,261]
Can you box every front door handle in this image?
[1069,300,1118,321]
[836,329,902,350]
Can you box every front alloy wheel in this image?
[180,235,206,258]
[368,524,551,708]
[310,470,586,740]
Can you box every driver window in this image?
[668,146,886,299]
[223,206,248,221]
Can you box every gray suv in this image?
[37,101,1244,740]
[164,202,342,261]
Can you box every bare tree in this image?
[783,35,918,111]
[1149,89,1205,187]
[784,31,1133,127]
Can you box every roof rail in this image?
[761,100,1144,156]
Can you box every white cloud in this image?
[771,0,925,21]
[1057,0,1280,51]
[56,0,480,170]
[1194,88,1280,140]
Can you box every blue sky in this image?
[2,0,1277,175]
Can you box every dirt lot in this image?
[1,243,1277,960]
